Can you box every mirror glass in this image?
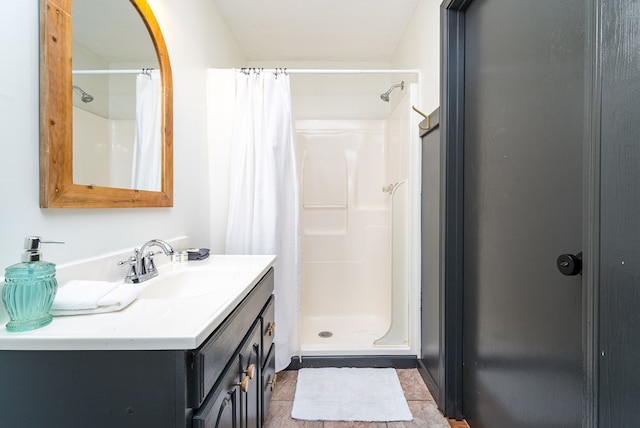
[39,0,173,208]
[72,0,159,191]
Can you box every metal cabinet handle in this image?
[266,322,276,337]
[244,363,256,379]
[268,373,278,392]
[235,376,250,393]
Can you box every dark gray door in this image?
[462,1,584,426]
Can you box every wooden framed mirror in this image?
[39,0,173,208]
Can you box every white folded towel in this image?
[52,280,119,311]
[51,280,143,316]
[96,284,145,309]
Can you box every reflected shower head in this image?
[380,81,404,102]
[72,85,94,103]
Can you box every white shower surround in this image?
[296,82,421,357]
[73,107,135,189]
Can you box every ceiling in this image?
[72,0,420,64]
[211,0,420,62]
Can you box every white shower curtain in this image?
[131,70,161,191]
[225,70,300,372]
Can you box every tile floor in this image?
[263,368,469,428]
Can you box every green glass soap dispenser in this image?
[2,236,63,332]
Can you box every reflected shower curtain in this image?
[226,70,300,372]
[131,70,161,191]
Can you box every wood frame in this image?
[39,0,173,208]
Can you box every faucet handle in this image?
[144,250,157,267]
[117,255,137,267]
[118,255,139,281]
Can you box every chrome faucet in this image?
[119,239,174,283]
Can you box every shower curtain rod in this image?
[72,68,155,75]
[286,69,418,74]
[237,68,419,75]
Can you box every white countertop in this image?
[0,255,275,351]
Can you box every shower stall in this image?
[291,72,421,357]
[206,69,422,361]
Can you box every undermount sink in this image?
[139,267,239,299]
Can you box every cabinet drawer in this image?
[261,296,275,366]
[189,268,274,408]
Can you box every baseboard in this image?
[284,355,418,370]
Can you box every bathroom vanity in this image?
[0,255,276,428]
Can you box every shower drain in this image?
[318,331,333,338]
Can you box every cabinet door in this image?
[193,361,241,428]
[261,344,276,425]
[261,296,275,366]
[239,322,261,428]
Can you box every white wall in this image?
[392,0,441,114]
[393,0,442,312]
[0,1,245,271]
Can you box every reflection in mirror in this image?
[39,0,173,208]
[72,0,160,191]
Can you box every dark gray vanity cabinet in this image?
[193,322,262,428]
[193,294,275,428]
[0,267,275,428]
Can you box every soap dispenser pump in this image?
[2,236,63,332]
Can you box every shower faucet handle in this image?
[382,183,398,193]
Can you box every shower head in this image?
[380,81,404,102]
[72,85,94,103]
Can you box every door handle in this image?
[557,252,582,276]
